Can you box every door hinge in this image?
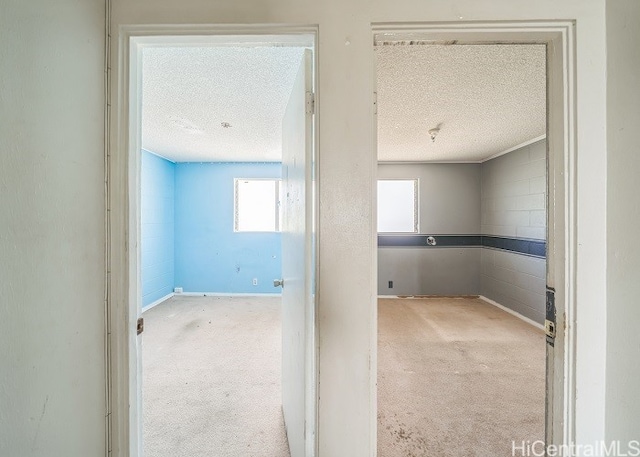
[137,317,144,335]
[545,287,556,345]
[306,91,315,115]
[373,91,378,115]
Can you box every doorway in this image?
[110,28,318,457]
[371,22,576,455]
[110,20,577,457]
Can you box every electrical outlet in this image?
[252,278,258,286]
[174,287,183,294]
[388,281,393,289]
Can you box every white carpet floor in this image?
[142,295,290,457]
[142,295,545,456]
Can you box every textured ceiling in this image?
[376,44,546,162]
[142,44,545,163]
[142,46,305,162]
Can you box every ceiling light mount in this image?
[221,122,232,128]
[428,127,440,143]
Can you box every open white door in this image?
[279,49,315,457]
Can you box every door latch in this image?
[137,317,144,335]
[273,279,284,288]
[545,319,556,339]
[545,287,556,345]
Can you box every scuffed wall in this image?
[605,0,640,446]
[0,1,106,456]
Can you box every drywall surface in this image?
[0,1,106,456]
[605,0,640,445]
[141,151,175,307]
[480,141,547,323]
[111,0,609,452]
[377,163,480,295]
[174,162,282,293]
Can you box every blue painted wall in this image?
[174,162,282,294]
[141,150,175,307]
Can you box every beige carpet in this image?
[143,295,544,456]
[142,295,290,457]
[378,297,545,457]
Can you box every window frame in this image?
[233,178,283,233]
[377,178,419,234]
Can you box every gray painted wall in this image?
[481,140,547,240]
[480,249,546,323]
[378,143,548,323]
[379,248,480,295]
[480,140,547,323]
[378,164,480,295]
[379,163,481,234]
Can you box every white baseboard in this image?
[142,292,174,312]
[377,294,480,299]
[479,295,544,330]
[179,292,282,297]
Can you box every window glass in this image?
[235,179,281,232]
[377,179,418,233]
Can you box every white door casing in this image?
[372,22,576,448]
[110,29,317,457]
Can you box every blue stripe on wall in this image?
[174,162,282,294]
[482,235,546,258]
[141,150,175,307]
[378,234,546,258]
[378,235,482,247]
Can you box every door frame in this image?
[371,21,577,447]
[107,24,320,457]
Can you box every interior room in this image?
[375,42,548,456]
[5,2,640,456]
[140,40,547,457]
[139,44,307,456]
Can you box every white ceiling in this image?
[376,44,546,162]
[141,43,545,163]
[142,46,305,162]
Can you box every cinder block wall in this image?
[377,163,481,295]
[480,140,547,324]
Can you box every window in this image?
[377,179,418,233]
[234,179,282,232]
